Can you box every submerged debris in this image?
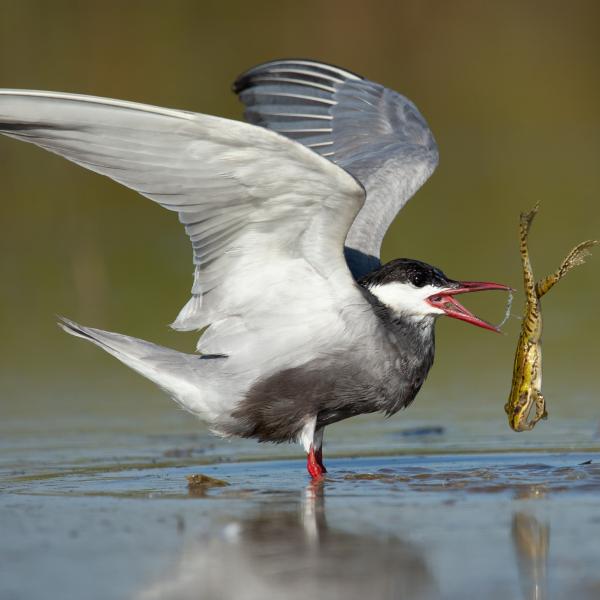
[186,473,229,497]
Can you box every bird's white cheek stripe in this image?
[368,282,444,318]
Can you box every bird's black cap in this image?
[359,258,453,289]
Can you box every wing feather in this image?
[0,90,366,343]
[234,59,439,277]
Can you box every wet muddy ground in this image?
[2,443,600,600]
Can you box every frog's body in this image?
[505,204,597,432]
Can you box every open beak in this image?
[426,280,512,333]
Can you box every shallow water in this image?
[2,404,600,600]
[2,418,600,600]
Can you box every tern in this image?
[0,60,509,478]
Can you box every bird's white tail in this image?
[58,317,227,421]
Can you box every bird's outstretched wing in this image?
[234,59,439,278]
[0,90,366,355]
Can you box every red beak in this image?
[426,280,512,333]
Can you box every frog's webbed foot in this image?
[536,241,598,298]
[519,203,539,235]
[516,420,535,432]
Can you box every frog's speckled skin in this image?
[505,204,597,432]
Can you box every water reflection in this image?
[137,480,435,600]
[511,511,550,600]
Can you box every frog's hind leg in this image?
[536,240,599,298]
[520,203,539,237]
[520,390,547,431]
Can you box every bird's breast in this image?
[223,322,436,444]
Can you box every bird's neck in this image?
[359,283,436,353]
[358,283,436,416]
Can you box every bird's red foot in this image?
[307,445,326,479]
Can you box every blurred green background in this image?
[1,0,598,434]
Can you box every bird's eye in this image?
[410,272,426,288]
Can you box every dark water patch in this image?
[394,425,446,437]
[163,446,209,458]
[344,472,407,482]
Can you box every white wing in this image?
[234,59,439,277]
[0,90,366,357]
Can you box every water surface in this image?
[2,418,600,600]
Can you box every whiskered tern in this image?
[0,60,509,478]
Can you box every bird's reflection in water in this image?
[137,480,435,600]
[511,510,550,600]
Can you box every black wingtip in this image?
[231,73,251,95]
[57,315,85,336]
[232,58,363,95]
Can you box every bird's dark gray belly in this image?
[224,353,432,444]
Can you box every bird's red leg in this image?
[315,446,327,473]
[307,445,325,479]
